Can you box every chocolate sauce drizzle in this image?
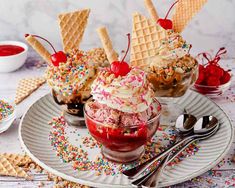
[52,90,91,117]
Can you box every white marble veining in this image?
[0,0,235,58]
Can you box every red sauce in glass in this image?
[0,45,24,56]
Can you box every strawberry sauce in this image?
[0,45,24,56]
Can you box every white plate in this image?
[19,90,234,187]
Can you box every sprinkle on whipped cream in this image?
[150,30,192,69]
[46,49,97,97]
[91,67,154,113]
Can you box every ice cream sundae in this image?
[84,28,161,162]
[25,9,108,126]
[131,12,198,97]
[130,0,208,125]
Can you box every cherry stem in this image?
[121,33,131,63]
[25,34,57,54]
[202,53,211,62]
[216,50,227,58]
[214,56,221,63]
[188,44,192,54]
[165,0,179,19]
[215,47,225,57]
[213,47,227,63]
[197,52,212,62]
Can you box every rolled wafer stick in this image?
[96,27,118,64]
[25,34,52,65]
[144,0,159,21]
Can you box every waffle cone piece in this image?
[130,13,170,70]
[15,77,46,104]
[0,153,32,167]
[96,27,118,64]
[58,9,90,53]
[172,0,208,33]
[25,34,51,65]
[0,157,30,179]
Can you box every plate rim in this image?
[18,91,234,188]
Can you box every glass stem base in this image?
[63,111,86,127]
[101,146,144,163]
[157,97,184,127]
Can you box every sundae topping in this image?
[130,13,192,71]
[157,1,179,30]
[144,0,159,21]
[0,45,24,56]
[172,0,208,33]
[151,54,197,74]
[91,67,154,113]
[97,27,118,64]
[149,30,191,69]
[46,49,96,97]
[25,34,67,66]
[58,9,90,53]
[51,51,67,67]
[110,34,131,77]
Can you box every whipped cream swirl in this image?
[150,30,191,68]
[91,67,154,113]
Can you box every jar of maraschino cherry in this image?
[192,48,232,97]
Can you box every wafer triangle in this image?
[130,13,169,70]
[15,77,46,105]
[0,156,30,179]
[0,153,32,167]
[58,9,90,53]
[172,0,208,33]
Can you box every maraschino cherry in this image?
[110,33,131,77]
[25,34,67,66]
[157,1,179,30]
[196,47,231,86]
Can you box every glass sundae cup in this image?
[84,67,161,162]
[46,49,99,126]
[146,31,198,125]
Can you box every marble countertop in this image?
[0,0,235,58]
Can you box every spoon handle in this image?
[141,154,171,188]
[131,155,168,187]
[166,125,219,165]
[123,136,192,179]
[166,139,195,165]
[134,139,195,188]
[131,125,220,187]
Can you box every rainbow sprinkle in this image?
[48,116,200,176]
[0,100,14,121]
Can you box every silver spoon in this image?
[141,123,220,188]
[131,116,219,187]
[123,114,197,179]
[126,115,218,180]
